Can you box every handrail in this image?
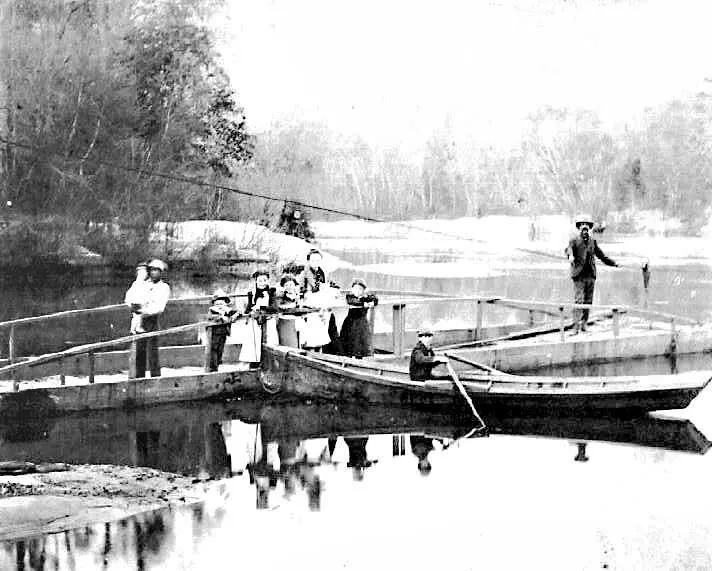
[0,293,249,329]
[0,320,216,377]
[382,295,698,325]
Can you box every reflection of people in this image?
[409,435,435,476]
[565,214,620,335]
[409,328,448,381]
[206,290,236,372]
[574,442,589,462]
[344,436,372,481]
[134,259,170,378]
[340,279,378,358]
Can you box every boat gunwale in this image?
[269,346,712,396]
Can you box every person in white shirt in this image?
[133,259,170,378]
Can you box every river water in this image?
[2,230,712,569]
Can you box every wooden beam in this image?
[8,325,15,364]
[88,352,95,384]
[392,304,406,357]
[203,325,213,372]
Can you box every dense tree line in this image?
[1,1,710,268]
[0,0,252,264]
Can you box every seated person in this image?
[409,327,448,382]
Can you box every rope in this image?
[0,136,563,259]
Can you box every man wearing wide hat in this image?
[565,214,620,334]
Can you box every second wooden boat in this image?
[261,345,712,417]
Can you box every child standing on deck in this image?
[207,289,236,372]
[124,261,149,334]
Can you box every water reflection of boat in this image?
[262,346,711,416]
[0,400,707,481]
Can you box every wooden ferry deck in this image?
[0,292,708,414]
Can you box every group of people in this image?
[124,248,381,376]
[124,215,621,380]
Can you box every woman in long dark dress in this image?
[339,279,378,358]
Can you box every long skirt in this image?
[300,312,331,349]
[339,312,371,357]
[229,316,279,362]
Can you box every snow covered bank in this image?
[150,220,351,272]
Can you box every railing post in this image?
[128,340,138,380]
[88,352,95,384]
[367,307,376,356]
[474,300,483,340]
[8,324,15,364]
[612,308,620,339]
[392,304,406,357]
[60,356,66,386]
[559,306,566,342]
[528,309,535,327]
[203,325,213,372]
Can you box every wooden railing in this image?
[0,291,702,374]
[0,320,230,390]
[0,293,249,364]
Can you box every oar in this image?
[443,359,487,433]
[444,352,503,375]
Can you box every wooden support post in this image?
[203,325,213,372]
[12,377,18,392]
[528,309,535,327]
[670,318,676,342]
[259,316,269,368]
[60,356,66,386]
[367,307,376,356]
[612,308,620,339]
[474,300,483,341]
[8,324,15,364]
[392,304,406,357]
[559,306,566,342]
[128,340,138,379]
[88,352,95,384]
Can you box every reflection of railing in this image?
[0,320,232,391]
[0,294,248,363]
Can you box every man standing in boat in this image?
[565,214,620,334]
[409,328,448,381]
[134,259,170,377]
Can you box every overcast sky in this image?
[214,0,712,148]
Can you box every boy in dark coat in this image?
[565,214,620,334]
[207,289,236,372]
[339,278,378,358]
[409,328,447,381]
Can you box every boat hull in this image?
[262,345,711,417]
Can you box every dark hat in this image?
[211,289,231,303]
[351,278,367,288]
[306,248,322,260]
[280,275,298,287]
[252,269,269,279]
[417,327,434,337]
[136,260,149,269]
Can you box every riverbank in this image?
[0,464,216,541]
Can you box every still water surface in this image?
[2,388,712,570]
[1,233,712,569]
